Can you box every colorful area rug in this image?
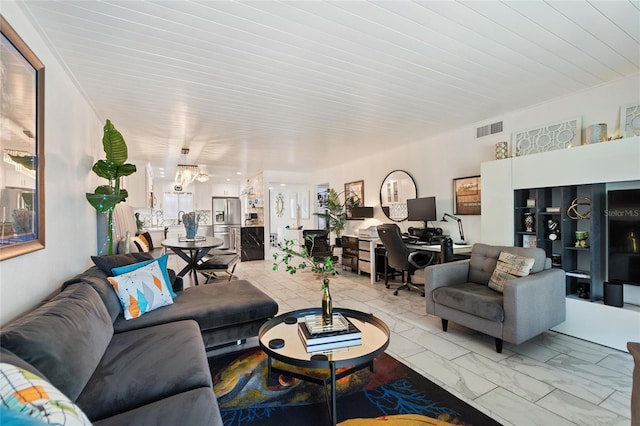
[209,347,502,426]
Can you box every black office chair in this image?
[377,223,433,296]
[302,230,338,264]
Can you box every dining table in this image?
[161,236,224,285]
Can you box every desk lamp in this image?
[441,213,465,244]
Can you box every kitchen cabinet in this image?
[240,226,264,261]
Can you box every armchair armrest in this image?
[502,268,566,344]
[424,259,470,313]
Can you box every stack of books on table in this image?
[298,313,362,353]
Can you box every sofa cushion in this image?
[0,363,92,425]
[92,388,222,426]
[117,235,149,254]
[488,251,535,293]
[0,407,47,425]
[136,231,155,251]
[469,243,547,285]
[62,267,124,323]
[91,252,154,276]
[432,282,505,322]
[0,285,113,401]
[76,320,212,421]
[112,253,177,298]
[107,260,174,320]
[112,280,278,335]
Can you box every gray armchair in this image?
[424,243,566,352]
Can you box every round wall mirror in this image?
[379,170,417,222]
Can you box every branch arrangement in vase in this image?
[273,236,338,325]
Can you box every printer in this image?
[408,227,443,243]
[357,225,379,238]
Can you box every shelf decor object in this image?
[567,196,591,219]
[575,231,589,248]
[512,117,581,156]
[495,141,509,159]
[522,234,537,248]
[523,212,535,233]
[585,123,607,144]
[620,103,640,138]
[547,219,560,240]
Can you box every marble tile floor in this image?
[168,254,634,426]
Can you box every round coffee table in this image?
[258,308,390,426]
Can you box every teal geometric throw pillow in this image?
[112,253,177,297]
[107,260,174,320]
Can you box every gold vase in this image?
[322,280,332,326]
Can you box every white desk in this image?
[405,243,473,254]
[343,234,473,285]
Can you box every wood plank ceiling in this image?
[19,0,640,183]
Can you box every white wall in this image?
[269,184,317,233]
[0,2,103,324]
[311,74,639,243]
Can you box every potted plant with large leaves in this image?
[314,187,361,247]
[86,120,136,255]
[314,188,346,246]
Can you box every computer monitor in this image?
[407,196,436,227]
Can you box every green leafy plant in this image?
[314,187,361,243]
[86,119,136,255]
[272,236,338,289]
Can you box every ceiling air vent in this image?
[476,121,503,139]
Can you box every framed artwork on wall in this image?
[344,180,364,220]
[453,176,481,215]
[1,16,46,261]
[620,103,640,138]
[512,117,581,156]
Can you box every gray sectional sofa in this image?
[0,253,279,424]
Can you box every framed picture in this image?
[620,103,640,138]
[453,176,481,215]
[522,235,537,248]
[512,117,581,156]
[344,180,364,220]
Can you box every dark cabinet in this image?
[514,184,605,302]
[240,226,264,261]
[341,236,358,272]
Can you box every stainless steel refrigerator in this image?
[212,197,241,250]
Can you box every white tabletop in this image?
[406,242,473,254]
